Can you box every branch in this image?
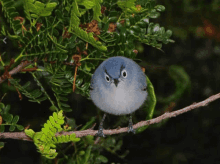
[1,93,220,141]
[0,61,31,84]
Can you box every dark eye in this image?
[105,74,110,82]
[122,70,127,78]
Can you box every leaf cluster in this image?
[0,102,24,132]
[0,0,175,162]
[0,0,173,113]
[25,110,80,159]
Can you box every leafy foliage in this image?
[0,0,22,35]
[9,78,48,103]
[0,0,173,112]
[25,110,80,159]
[0,102,24,132]
[24,0,57,19]
[0,0,177,162]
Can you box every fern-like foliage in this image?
[1,0,22,35]
[1,0,173,112]
[0,0,176,162]
[25,110,80,159]
[0,102,24,132]
[9,78,48,103]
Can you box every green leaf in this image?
[149,11,160,18]
[0,142,5,149]
[155,5,165,12]
[78,0,95,9]
[96,155,108,163]
[12,115,19,124]
[0,103,5,110]
[70,0,80,28]
[85,135,94,144]
[92,0,102,22]
[83,145,92,163]
[49,105,59,111]
[16,125,24,131]
[117,0,136,10]
[4,105,10,113]
[24,0,57,17]
[66,118,76,130]
[69,26,107,51]
[166,30,172,38]
[3,113,13,123]
[79,151,85,156]
[25,129,36,138]
[9,125,16,131]
[136,76,156,133]
[0,125,5,132]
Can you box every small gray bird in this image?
[90,56,147,137]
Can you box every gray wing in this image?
[137,68,147,91]
[89,74,95,90]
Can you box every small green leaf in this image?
[83,145,92,163]
[96,155,108,163]
[107,17,118,23]
[3,113,13,123]
[57,119,64,125]
[69,26,107,51]
[16,125,24,131]
[66,118,76,130]
[149,11,160,18]
[152,24,160,33]
[85,135,94,144]
[24,0,57,17]
[166,30,172,38]
[92,0,102,22]
[49,105,59,111]
[0,103,5,110]
[12,115,19,124]
[9,125,16,131]
[155,5,165,12]
[4,105,10,113]
[53,112,58,120]
[79,151,85,156]
[0,142,5,149]
[0,125,5,132]
[25,129,36,138]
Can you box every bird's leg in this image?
[96,113,106,137]
[127,115,135,134]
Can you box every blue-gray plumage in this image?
[90,56,147,137]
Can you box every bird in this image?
[89,56,147,137]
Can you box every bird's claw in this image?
[127,125,136,134]
[96,128,105,137]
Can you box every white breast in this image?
[92,81,147,115]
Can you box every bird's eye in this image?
[105,74,110,82]
[122,70,127,78]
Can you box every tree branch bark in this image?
[0,61,31,84]
[1,92,220,141]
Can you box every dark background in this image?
[1,0,220,163]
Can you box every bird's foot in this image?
[127,124,136,134]
[96,128,105,137]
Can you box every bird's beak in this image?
[114,79,119,87]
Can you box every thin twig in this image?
[1,92,220,141]
[0,61,31,84]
